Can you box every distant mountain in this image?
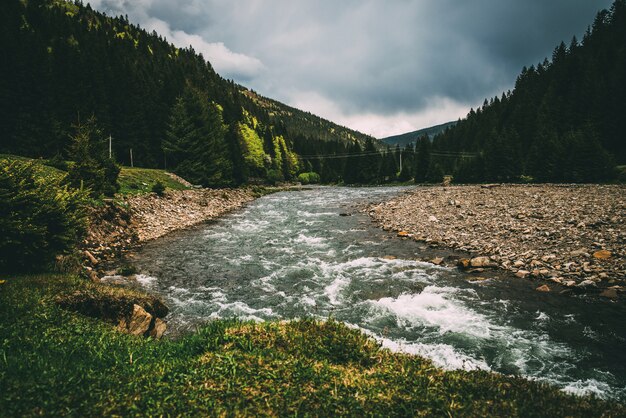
[380,121,457,147]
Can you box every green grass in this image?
[0,154,67,183]
[0,274,623,417]
[117,167,190,195]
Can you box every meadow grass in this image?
[117,167,190,195]
[0,274,623,417]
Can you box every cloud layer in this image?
[88,0,613,137]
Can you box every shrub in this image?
[0,159,88,273]
[297,172,321,185]
[266,169,284,185]
[151,180,166,196]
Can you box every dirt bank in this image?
[367,184,625,298]
[82,188,257,272]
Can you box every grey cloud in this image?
[88,0,614,125]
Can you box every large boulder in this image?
[470,256,496,268]
[119,304,152,336]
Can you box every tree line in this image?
[0,0,380,187]
[430,0,626,184]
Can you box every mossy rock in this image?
[56,285,168,323]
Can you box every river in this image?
[131,186,626,401]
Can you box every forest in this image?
[428,0,626,183]
[1,0,624,186]
[0,0,388,187]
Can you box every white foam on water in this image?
[299,295,317,306]
[561,378,614,399]
[294,233,328,248]
[252,273,278,293]
[296,210,337,218]
[324,275,351,305]
[212,300,276,322]
[135,274,158,288]
[167,286,189,294]
[535,311,550,323]
[384,339,490,371]
[231,219,270,233]
[372,287,493,338]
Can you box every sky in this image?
[87,0,613,138]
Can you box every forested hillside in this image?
[429,0,625,183]
[0,0,377,186]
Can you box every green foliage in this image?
[297,172,321,184]
[0,273,623,417]
[151,180,165,196]
[266,168,284,185]
[237,122,268,176]
[433,1,626,182]
[0,0,384,186]
[66,116,120,198]
[164,88,233,187]
[117,167,189,195]
[0,158,88,273]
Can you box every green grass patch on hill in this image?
[117,167,191,195]
[0,274,622,417]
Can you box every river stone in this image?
[515,270,530,279]
[431,257,444,265]
[457,259,470,269]
[599,288,618,299]
[119,304,153,336]
[397,231,411,237]
[593,250,612,260]
[470,256,496,267]
[84,250,99,265]
[577,280,597,289]
[149,318,167,339]
[536,285,550,292]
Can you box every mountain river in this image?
[131,186,626,400]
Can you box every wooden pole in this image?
[130,148,134,168]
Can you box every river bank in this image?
[367,184,625,298]
[81,188,258,276]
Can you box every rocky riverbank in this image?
[367,184,625,299]
[81,188,257,275]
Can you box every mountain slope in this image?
[0,0,377,186]
[380,121,456,146]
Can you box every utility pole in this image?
[130,148,134,168]
[108,135,112,159]
[399,151,402,173]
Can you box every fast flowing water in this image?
[132,186,626,400]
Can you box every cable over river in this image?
[131,187,626,401]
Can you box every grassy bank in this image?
[0,275,622,417]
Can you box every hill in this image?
[0,0,378,187]
[429,0,626,183]
[380,121,456,146]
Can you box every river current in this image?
[132,186,626,400]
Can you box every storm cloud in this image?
[88,0,613,137]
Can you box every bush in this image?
[151,180,166,196]
[297,172,321,185]
[0,159,88,273]
[266,169,284,185]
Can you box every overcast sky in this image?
[88,0,613,138]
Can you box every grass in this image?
[1,154,191,196]
[1,274,623,417]
[117,167,190,195]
